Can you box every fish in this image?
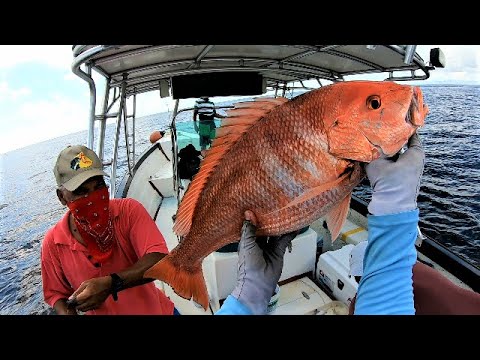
[144,80,429,310]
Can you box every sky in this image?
[0,45,479,155]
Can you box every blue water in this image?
[0,85,479,315]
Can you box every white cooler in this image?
[204,227,318,312]
[316,244,359,307]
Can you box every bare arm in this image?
[69,252,166,312]
[193,109,199,132]
[214,109,226,118]
[116,252,165,289]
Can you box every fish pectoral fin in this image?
[260,174,350,228]
[325,193,351,242]
[271,173,350,214]
[144,254,209,311]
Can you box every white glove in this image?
[230,214,298,315]
[366,133,425,216]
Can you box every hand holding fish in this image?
[366,133,425,216]
[229,210,299,315]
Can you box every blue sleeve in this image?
[354,209,419,315]
[215,295,254,315]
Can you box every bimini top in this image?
[71,45,445,99]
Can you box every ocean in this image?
[0,85,478,315]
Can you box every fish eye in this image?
[367,95,381,110]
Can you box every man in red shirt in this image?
[41,145,176,315]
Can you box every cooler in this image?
[204,227,318,312]
[316,244,359,307]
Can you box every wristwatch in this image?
[110,273,125,301]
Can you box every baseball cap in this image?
[349,241,369,277]
[53,145,108,191]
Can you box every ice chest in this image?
[316,244,359,307]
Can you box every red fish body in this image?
[145,80,429,310]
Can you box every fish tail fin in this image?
[144,255,209,311]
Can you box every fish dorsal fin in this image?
[173,97,289,236]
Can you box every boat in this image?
[70,45,478,315]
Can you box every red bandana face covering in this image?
[67,187,115,263]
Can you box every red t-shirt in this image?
[41,198,175,315]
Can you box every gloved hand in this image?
[366,133,425,216]
[230,211,299,315]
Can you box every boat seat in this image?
[149,165,175,197]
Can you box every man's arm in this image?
[193,108,200,133]
[41,230,78,315]
[116,252,165,288]
[214,109,226,119]
[193,106,198,121]
[354,133,425,315]
[354,210,419,315]
[68,253,165,313]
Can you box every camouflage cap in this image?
[53,145,108,191]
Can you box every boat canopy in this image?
[71,45,444,100]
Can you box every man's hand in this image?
[53,299,78,315]
[68,276,112,313]
[230,210,299,315]
[366,133,425,216]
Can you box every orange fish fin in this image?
[259,174,350,229]
[325,193,351,242]
[144,254,210,311]
[173,97,287,236]
[234,96,288,108]
[265,173,350,217]
[215,124,251,138]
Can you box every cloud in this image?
[0,45,73,71]
[0,95,89,154]
[134,92,176,117]
[0,81,31,101]
[436,45,478,72]
[416,45,480,83]
[64,71,79,81]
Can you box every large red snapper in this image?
[145,80,429,310]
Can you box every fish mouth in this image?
[405,96,415,125]
[359,128,382,161]
[406,86,427,127]
[405,92,417,126]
